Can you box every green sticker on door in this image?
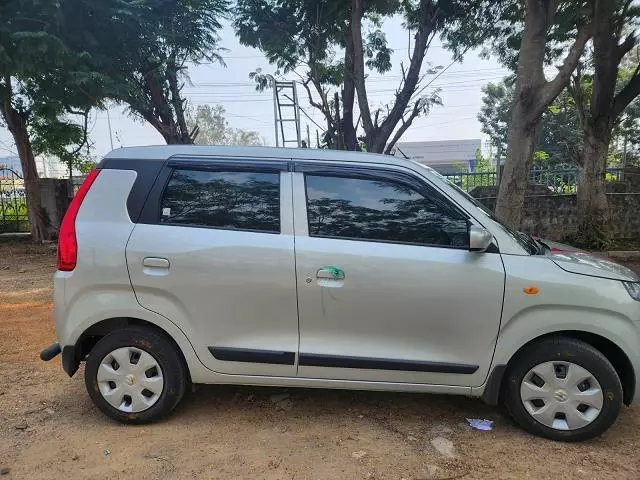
[321,265,345,280]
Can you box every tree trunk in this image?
[495,0,591,229]
[163,131,184,144]
[0,101,47,242]
[350,0,373,138]
[166,56,193,144]
[573,0,620,243]
[494,0,551,228]
[141,65,186,145]
[496,113,542,229]
[342,25,358,151]
[577,125,610,234]
[351,0,434,154]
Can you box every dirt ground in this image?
[1,239,640,480]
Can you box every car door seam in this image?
[289,169,302,375]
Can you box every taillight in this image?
[57,169,101,271]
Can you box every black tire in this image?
[84,326,188,424]
[503,336,622,442]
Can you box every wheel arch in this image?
[485,330,635,406]
[65,317,192,383]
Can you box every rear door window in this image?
[160,169,280,232]
[305,174,468,247]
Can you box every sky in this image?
[0,17,511,161]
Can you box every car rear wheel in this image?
[503,336,622,442]
[84,327,188,423]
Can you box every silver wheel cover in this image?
[520,361,603,431]
[96,347,164,413]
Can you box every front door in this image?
[127,160,299,376]
[292,165,505,387]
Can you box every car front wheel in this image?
[503,336,623,442]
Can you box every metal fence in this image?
[443,167,627,193]
[0,167,29,233]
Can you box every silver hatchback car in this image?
[41,146,640,442]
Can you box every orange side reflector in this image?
[523,286,540,295]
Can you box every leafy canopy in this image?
[187,104,264,146]
[234,0,502,153]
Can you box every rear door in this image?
[126,158,299,376]
[292,163,505,387]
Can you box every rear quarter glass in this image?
[97,158,165,222]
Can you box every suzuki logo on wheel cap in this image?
[125,374,137,386]
[554,389,568,402]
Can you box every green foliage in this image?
[187,105,263,146]
[52,0,229,144]
[234,0,397,73]
[444,1,592,70]
[451,149,496,191]
[612,52,640,166]
[479,77,583,168]
[112,0,229,143]
[77,159,98,174]
[0,0,104,165]
[477,79,513,155]
[364,29,393,73]
[234,0,499,152]
[532,150,549,162]
[538,90,582,168]
[562,226,614,252]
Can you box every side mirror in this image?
[469,225,494,252]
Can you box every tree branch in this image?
[539,22,593,112]
[618,0,634,36]
[384,102,422,154]
[167,53,192,143]
[69,108,90,156]
[567,63,587,129]
[305,71,335,134]
[342,23,358,150]
[617,34,637,63]
[0,73,16,132]
[351,0,374,136]
[375,0,438,150]
[301,78,324,112]
[613,63,640,117]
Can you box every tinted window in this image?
[161,169,280,232]
[305,174,468,247]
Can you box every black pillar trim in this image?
[209,347,295,365]
[298,353,478,374]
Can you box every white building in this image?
[0,155,81,178]
[394,139,482,174]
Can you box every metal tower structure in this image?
[272,80,302,148]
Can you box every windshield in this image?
[424,169,539,255]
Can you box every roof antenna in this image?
[395,147,409,159]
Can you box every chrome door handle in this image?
[143,257,170,268]
[316,266,345,281]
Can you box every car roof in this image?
[103,145,428,171]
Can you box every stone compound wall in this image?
[469,172,640,243]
